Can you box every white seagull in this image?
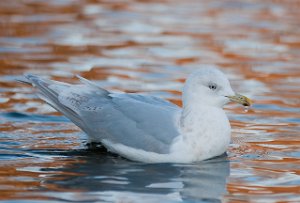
[22,67,251,163]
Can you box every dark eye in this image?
[208,83,217,90]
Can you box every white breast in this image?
[170,107,231,162]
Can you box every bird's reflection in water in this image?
[42,147,229,202]
[178,155,229,202]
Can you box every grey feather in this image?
[24,74,85,130]
[23,74,181,154]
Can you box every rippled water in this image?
[1,0,300,202]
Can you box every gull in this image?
[21,68,251,163]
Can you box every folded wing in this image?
[24,75,181,154]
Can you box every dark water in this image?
[1,0,300,202]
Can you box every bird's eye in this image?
[208,83,217,90]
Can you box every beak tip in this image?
[244,97,253,106]
[227,94,252,107]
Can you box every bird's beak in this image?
[226,93,252,106]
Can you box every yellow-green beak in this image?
[226,94,252,106]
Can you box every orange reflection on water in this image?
[0,157,85,201]
[0,0,300,202]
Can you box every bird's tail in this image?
[20,74,85,130]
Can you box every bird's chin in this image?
[221,97,231,107]
[212,99,229,108]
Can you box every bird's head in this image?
[183,67,252,108]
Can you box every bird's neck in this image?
[180,104,222,129]
[177,104,231,161]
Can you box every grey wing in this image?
[24,74,181,154]
[77,93,181,154]
[106,94,180,152]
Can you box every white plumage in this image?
[24,67,250,163]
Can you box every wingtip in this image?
[76,74,90,83]
[76,74,110,94]
[16,73,37,85]
[75,74,83,79]
[16,78,31,85]
[20,73,48,86]
[76,74,94,84]
[24,73,38,80]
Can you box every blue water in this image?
[1,0,300,202]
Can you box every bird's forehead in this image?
[198,71,228,84]
[190,68,231,88]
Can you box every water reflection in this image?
[1,0,300,202]
[0,112,230,202]
[28,150,230,202]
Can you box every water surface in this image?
[0,0,300,202]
